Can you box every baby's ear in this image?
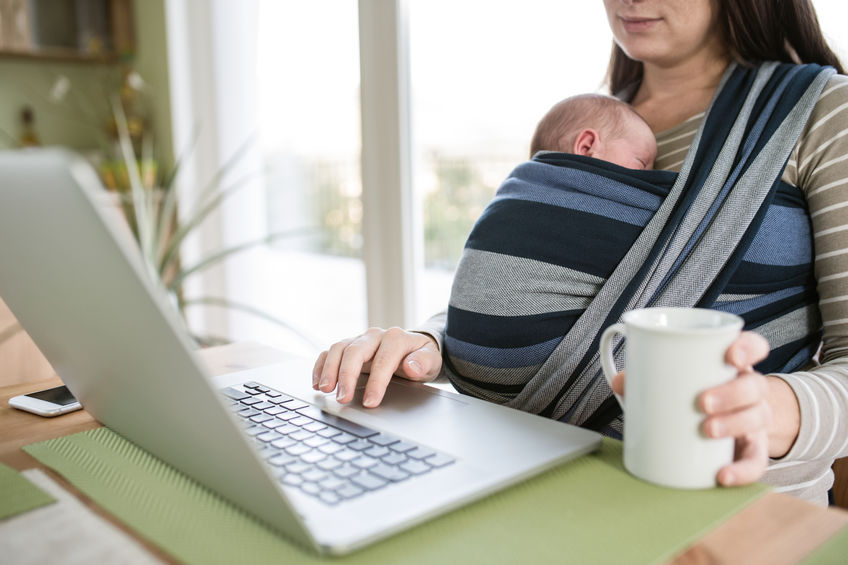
[572,129,600,157]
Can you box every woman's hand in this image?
[698,332,772,486]
[312,327,443,408]
[611,331,786,486]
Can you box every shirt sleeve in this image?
[772,73,848,464]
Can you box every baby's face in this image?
[601,114,658,170]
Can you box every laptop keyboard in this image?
[221,381,455,506]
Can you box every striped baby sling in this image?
[444,62,835,435]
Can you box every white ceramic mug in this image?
[599,307,744,489]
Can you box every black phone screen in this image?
[27,385,78,406]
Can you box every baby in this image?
[529,93,657,170]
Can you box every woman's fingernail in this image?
[703,394,716,413]
[731,347,746,367]
[709,419,724,437]
[723,470,736,486]
[407,359,423,374]
[336,385,345,400]
[363,393,377,408]
[319,378,328,389]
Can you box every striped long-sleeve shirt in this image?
[419,73,848,505]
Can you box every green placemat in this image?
[24,428,767,564]
[0,462,55,520]
[802,524,848,564]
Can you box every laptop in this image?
[0,148,601,555]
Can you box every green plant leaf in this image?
[157,166,270,276]
[112,95,156,279]
[155,124,202,265]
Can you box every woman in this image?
[313,0,848,504]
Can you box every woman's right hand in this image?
[312,327,443,408]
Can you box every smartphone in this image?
[9,384,83,417]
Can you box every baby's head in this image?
[530,94,657,170]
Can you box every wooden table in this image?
[2,342,847,564]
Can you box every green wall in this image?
[0,0,173,170]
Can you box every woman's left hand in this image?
[610,331,773,486]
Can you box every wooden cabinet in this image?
[0,0,133,63]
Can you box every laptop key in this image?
[262,419,287,430]
[281,474,303,487]
[319,477,346,491]
[351,472,389,491]
[364,446,390,458]
[303,421,327,433]
[304,436,329,448]
[336,484,365,500]
[276,411,301,422]
[370,463,410,483]
[407,447,436,460]
[317,427,342,439]
[389,440,417,453]
[334,449,359,462]
[281,399,308,410]
[237,408,260,418]
[250,414,273,424]
[347,439,372,451]
[332,432,357,445]
[400,460,432,475]
[289,416,314,427]
[285,444,311,457]
[265,390,282,398]
[275,423,300,435]
[381,452,407,466]
[317,457,343,471]
[369,434,400,447]
[245,425,266,436]
[221,387,250,401]
[289,430,314,442]
[257,431,283,443]
[318,442,343,455]
[269,453,297,467]
[240,397,262,406]
[426,453,456,467]
[243,381,262,389]
[255,386,270,393]
[271,437,297,450]
[301,482,321,496]
[319,491,341,505]
[351,456,378,470]
[333,465,360,479]
[253,401,275,411]
[302,469,328,483]
[301,451,327,464]
[264,406,286,416]
[295,406,379,438]
[268,395,294,405]
[285,462,313,475]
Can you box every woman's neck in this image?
[631,54,731,134]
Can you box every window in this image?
[408,1,613,322]
[169,0,848,354]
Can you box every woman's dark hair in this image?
[607,0,845,95]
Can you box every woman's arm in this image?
[768,73,848,464]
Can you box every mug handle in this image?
[599,323,626,410]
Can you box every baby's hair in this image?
[530,94,642,158]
